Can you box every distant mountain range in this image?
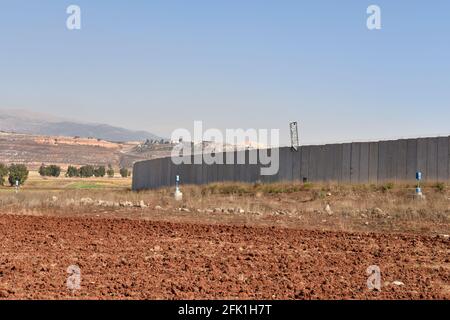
[0,109,161,142]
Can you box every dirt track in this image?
[0,214,448,299]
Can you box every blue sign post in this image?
[415,171,422,196]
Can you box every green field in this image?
[1,171,132,191]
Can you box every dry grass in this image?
[0,177,449,235]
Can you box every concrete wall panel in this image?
[437,137,449,182]
[359,142,370,183]
[378,140,398,183]
[368,142,378,183]
[426,138,438,182]
[330,144,342,182]
[132,136,450,190]
[292,148,302,182]
[316,145,326,182]
[350,143,360,183]
[416,138,428,180]
[308,146,320,182]
[395,139,408,181]
[406,139,417,181]
[281,147,294,181]
[300,146,310,182]
[341,143,351,183]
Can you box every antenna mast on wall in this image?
[289,121,299,151]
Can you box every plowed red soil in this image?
[0,214,448,299]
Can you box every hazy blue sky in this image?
[1,1,449,145]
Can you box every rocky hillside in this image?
[0,132,174,170]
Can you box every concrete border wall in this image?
[132,136,450,190]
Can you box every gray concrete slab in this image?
[292,148,302,182]
[437,137,449,182]
[368,142,378,184]
[341,143,351,183]
[386,140,398,182]
[350,143,360,183]
[279,147,293,182]
[308,146,320,182]
[416,138,428,180]
[333,144,343,182]
[359,142,370,183]
[300,146,310,182]
[406,139,417,182]
[395,139,408,182]
[324,144,336,182]
[316,145,326,182]
[426,138,438,182]
[377,141,388,182]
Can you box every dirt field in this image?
[0,180,449,299]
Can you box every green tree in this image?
[106,164,114,178]
[66,165,79,177]
[0,163,9,186]
[39,164,60,177]
[94,166,106,177]
[79,165,95,178]
[119,168,129,178]
[48,165,61,177]
[39,164,50,176]
[8,164,29,186]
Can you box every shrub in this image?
[302,182,314,190]
[8,164,29,186]
[0,163,9,186]
[48,165,61,177]
[66,166,79,177]
[119,168,129,178]
[39,164,49,176]
[39,164,61,177]
[94,166,106,177]
[435,182,446,192]
[79,165,95,178]
[381,182,394,192]
[106,164,114,178]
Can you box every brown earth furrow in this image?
[0,214,448,300]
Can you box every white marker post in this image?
[15,180,19,194]
[174,175,183,201]
[415,171,424,199]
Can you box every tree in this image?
[106,164,114,178]
[39,164,49,177]
[79,165,95,178]
[48,165,61,177]
[94,166,106,177]
[119,168,129,178]
[66,165,79,177]
[8,164,29,186]
[40,164,61,177]
[0,163,8,186]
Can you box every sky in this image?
[0,0,449,145]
